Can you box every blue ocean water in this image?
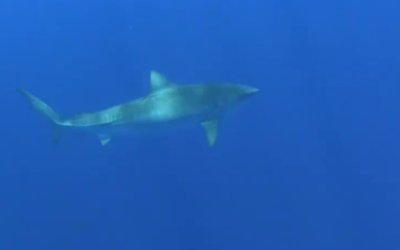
[1,0,399,249]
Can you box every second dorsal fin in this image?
[150,70,174,92]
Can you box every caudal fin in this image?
[17,88,63,143]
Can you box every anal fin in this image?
[201,119,219,147]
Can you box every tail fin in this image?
[17,88,63,143]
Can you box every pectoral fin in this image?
[98,133,112,146]
[201,119,219,147]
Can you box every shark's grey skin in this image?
[18,71,258,146]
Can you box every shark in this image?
[17,70,258,146]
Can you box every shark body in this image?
[18,71,258,146]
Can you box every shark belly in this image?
[99,101,222,140]
[112,108,216,136]
[101,90,222,136]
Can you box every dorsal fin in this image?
[150,70,174,92]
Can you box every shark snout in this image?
[243,86,259,97]
[234,85,259,103]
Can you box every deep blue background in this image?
[1,0,400,249]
